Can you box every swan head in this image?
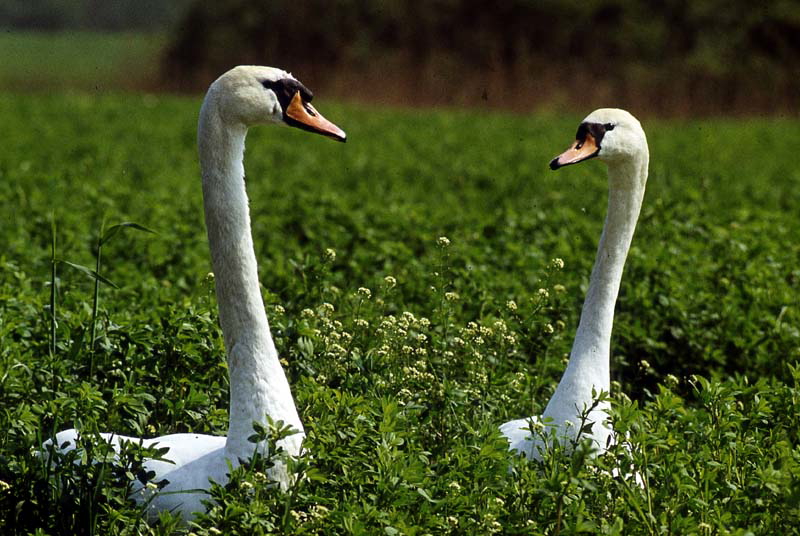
[550,108,645,170]
[207,65,346,142]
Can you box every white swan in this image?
[501,108,648,460]
[43,66,346,520]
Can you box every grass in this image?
[0,31,165,91]
[0,92,799,534]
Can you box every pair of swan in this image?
[45,65,649,520]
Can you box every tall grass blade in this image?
[100,221,156,246]
[57,260,119,288]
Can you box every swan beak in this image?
[285,91,347,142]
[550,133,599,170]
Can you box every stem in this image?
[89,219,105,376]
[49,218,57,397]
[554,491,564,535]
[50,219,56,357]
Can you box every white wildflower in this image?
[665,373,679,386]
[357,287,372,299]
[538,288,549,299]
[310,504,329,518]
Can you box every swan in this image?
[43,66,346,520]
[501,108,648,460]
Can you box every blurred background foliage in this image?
[1,0,799,114]
[0,0,190,31]
[161,0,800,114]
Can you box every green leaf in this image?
[101,221,156,245]
[417,487,439,503]
[57,260,119,288]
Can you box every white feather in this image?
[501,109,649,460]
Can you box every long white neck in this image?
[198,95,303,462]
[543,152,648,437]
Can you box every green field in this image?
[0,32,164,91]
[1,93,799,534]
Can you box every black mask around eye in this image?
[574,122,613,148]
[261,79,314,116]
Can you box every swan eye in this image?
[604,123,615,131]
[575,142,584,149]
[261,78,314,116]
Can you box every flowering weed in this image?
[0,95,798,533]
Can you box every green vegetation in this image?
[0,32,165,91]
[0,1,190,31]
[163,0,800,113]
[0,93,799,534]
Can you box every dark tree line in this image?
[156,0,800,112]
[0,0,191,31]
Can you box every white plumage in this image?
[44,66,346,521]
[501,109,649,460]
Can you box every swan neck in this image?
[571,157,646,372]
[198,97,303,460]
[198,99,258,352]
[543,153,647,434]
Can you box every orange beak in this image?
[550,133,599,170]
[285,91,346,142]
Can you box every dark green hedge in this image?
[162,0,800,113]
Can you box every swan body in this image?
[501,109,648,460]
[43,66,346,520]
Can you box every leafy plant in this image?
[0,94,798,534]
